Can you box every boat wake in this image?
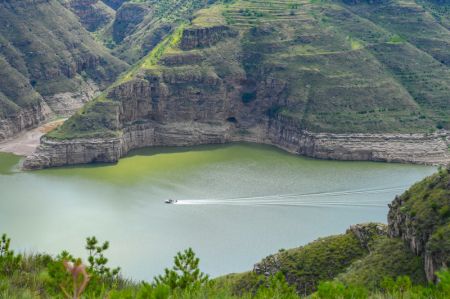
[173,186,407,208]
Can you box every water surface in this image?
[0,143,436,280]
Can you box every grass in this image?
[388,168,450,273]
[337,237,426,290]
[229,231,371,295]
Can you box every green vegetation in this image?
[337,237,426,289]
[51,0,450,140]
[0,0,127,129]
[47,99,121,140]
[1,231,450,298]
[154,248,209,291]
[389,167,450,273]
[104,0,218,63]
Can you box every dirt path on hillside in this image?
[0,119,66,156]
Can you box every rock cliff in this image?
[0,101,52,142]
[388,169,450,282]
[67,0,115,32]
[112,3,152,43]
[180,25,238,50]
[23,117,450,169]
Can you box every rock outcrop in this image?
[113,3,152,43]
[0,100,52,142]
[180,25,238,50]
[68,0,115,32]
[346,223,387,251]
[43,79,100,117]
[388,171,450,282]
[268,116,450,165]
[24,116,450,169]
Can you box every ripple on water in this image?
[0,143,437,280]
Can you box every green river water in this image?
[0,143,436,281]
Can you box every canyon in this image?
[23,0,450,168]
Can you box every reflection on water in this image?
[0,143,436,280]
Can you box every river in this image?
[0,143,436,281]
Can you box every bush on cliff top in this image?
[47,98,121,140]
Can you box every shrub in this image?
[0,233,22,277]
[154,248,209,291]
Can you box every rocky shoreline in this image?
[23,118,450,169]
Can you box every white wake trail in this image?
[173,185,407,208]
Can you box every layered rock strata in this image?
[268,116,450,165]
[0,101,52,142]
[23,119,450,169]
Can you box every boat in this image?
[165,199,177,204]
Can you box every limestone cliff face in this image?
[23,60,450,168]
[24,114,450,169]
[268,115,450,165]
[0,100,52,142]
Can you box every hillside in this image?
[24,0,450,168]
[56,0,450,133]
[100,0,220,63]
[0,0,128,141]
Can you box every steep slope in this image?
[242,224,387,295]
[101,0,220,63]
[223,223,426,296]
[64,0,116,32]
[0,0,128,141]
[102,0,128,10]
[25,0,450,168]
[388,167,450,282]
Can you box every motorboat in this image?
[165,199,177,204]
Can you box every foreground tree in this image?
[154,247,209,291]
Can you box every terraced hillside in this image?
[0,0,128,141]
[25,0,450,168]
